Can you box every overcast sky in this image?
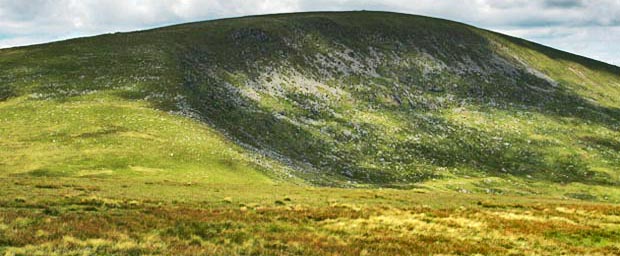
[0,0,618,66]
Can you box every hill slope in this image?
[1,11,619,191]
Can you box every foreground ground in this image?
[1,176,620,255]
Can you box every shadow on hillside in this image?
[168,15,620,187]
[295,13,620,132]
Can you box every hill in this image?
[1,11,620,255]
[2,11,619,189]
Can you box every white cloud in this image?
[0,0,618,66]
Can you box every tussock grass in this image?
[1,183,619,255]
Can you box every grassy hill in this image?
[1,11,620,255]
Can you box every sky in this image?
[0,0,618,66]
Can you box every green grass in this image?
[0,92,292,185]
[1,11,620,255]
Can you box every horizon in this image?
[0,0,618,66]
[2,10,618,68]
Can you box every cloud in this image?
[0,0,618,66]
[543,0,585,9]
